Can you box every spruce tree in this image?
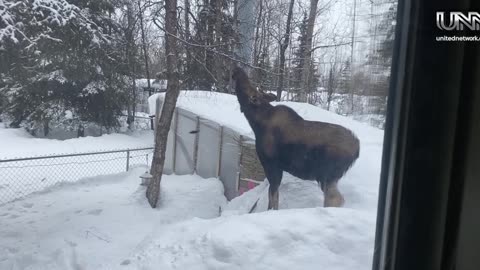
[0,0,132,134]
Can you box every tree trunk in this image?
[138,1,151,90]
[299,0,319,102]
[327,66,334,111]
[236,0,256,69]
[214,0,224,91]
[184,0,192,89]
[43,119,49,137]
[138,0,153,129]
[126,2,137,130]
[77,124,85,138]
[349,0,357,114]
[205,0,215,88]
[276,0,295,101]
[146,0,180,208]
[228,0,239,91]
[252,0,263,69]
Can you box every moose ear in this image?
[250,96,261,105]
[265,93,277,102]
[232,67,242,80]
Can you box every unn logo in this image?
[436,12,480,31]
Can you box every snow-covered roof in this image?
[148,90,383,143]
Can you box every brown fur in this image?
[232,67,360,209]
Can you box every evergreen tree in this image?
[0,0,132,134]
[338,60,352,95]
[189,0,235,91]
[291,12,320,102]
[292,12,308,91]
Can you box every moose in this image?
[231,67,360,210]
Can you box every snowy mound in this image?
[0,168,227,270]
[222,174,323,216]
[123,207,375,270]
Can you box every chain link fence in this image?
[0,147,154,204]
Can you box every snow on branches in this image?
[0,0,25,43]
[0,0,110,48]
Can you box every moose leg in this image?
[322,179,345,207]
[263,165,282,210]
[268,183,280,210]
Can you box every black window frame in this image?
[373,0,480,269]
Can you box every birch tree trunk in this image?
[299,0,319,102]
[236,0,255,70]
[146,0,180,208]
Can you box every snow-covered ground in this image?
[1,91,384,269]
[0,126,154,203]
[0,168,226,269]
[0,126,153,159]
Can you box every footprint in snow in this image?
[121,259,131,266]
[65,239,77,247]
[22,203,34,209]
[87,209,103,216]
[5,247,18,254]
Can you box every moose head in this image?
[231,67,277,110]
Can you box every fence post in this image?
[126,150,130,171]
[217,126,224,178]
[193,116,200,173]
[172,109,179,174]
[237,135,244,195]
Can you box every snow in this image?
[1,90,383,269]
[0,125,153,159]
[1,0,112,48]
[124,207,375,270]
[149,91,383,140]
[132,89,385,268]
[82,81,106,94]
[0,126,154,203]
[136,79,167,90]
[149,91,264,136]
[64,110,73,120]
[0,168,226,269]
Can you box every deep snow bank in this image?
[122,207,376,270]
[0,168,226,269]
